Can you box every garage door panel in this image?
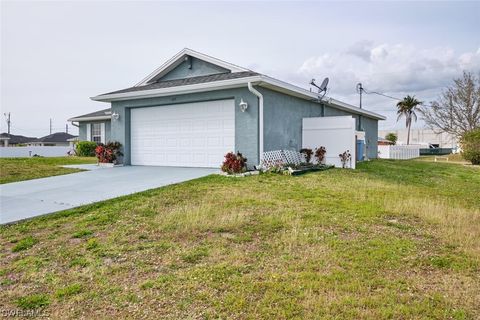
[131,99,234,167]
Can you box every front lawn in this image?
[0,160,479,319]
[0,157,97,184]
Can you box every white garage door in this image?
[130,99,235,167]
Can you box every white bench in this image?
[261,150,305,169]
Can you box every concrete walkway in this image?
[0,165,218,224]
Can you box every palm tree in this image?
[396,95,422,145]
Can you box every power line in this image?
[362,88,402,101]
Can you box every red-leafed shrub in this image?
[299,148,313,163]
[315,146,326,163]
[221,152,247,174]
[95,141,123,163]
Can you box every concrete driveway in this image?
[0,165,218,224]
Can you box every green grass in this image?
[15,294,50,309]
[0,159,479,319]
[11,236,38,252]
[0,156,97,184]
[55,284,82,299]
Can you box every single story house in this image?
[28,132,77,147]
[69,48,385,168]
[378,137,394,146]
[0,133,39,147]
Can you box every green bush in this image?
[76,141,97,157]
[461,128,480,165]
[385,132,398,145]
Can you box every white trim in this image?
[135,48,249,86]
[86,123,91,141]
[68,115,111,122]
[100,122,106,143]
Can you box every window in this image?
[91,123,102,143]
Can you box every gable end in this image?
[154,56,230,82]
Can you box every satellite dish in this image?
[319,77,329,92]
[310,77,329,101]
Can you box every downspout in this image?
[247,82,263,165]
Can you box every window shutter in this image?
[86,123,91,141]
[100,123,106,143]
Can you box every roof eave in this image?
[91,75,263,102]
[68,116,112,122]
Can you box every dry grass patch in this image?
[385,197,480,257]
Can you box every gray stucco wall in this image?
[361,116,378,159]
[324,106,359,125]
[78,123,87,140]
[259,88,324,152]
[110,88,259,166]
[78,120,111,142]
[160,57,229,81]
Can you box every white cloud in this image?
[297,43,480,95]
[290,43,480,129]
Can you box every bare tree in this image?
[420,71,480,137]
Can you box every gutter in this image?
[67,116,112,122]
[247,82,264,165]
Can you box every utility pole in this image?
[356,83,364,109]
[66,124,68,134]
[356,83,364,132]
[49,118,52,135]
[4,112,11,134]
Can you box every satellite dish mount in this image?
[310,77,329,101]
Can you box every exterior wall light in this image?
[111,112,120,121]
[239,99,248,112]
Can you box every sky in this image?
[1,1,479,137]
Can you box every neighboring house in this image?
[378,137,394,146]
[28,132,77,147]
[69,108,111,143]
[0,135,9,147]
[378,129,458,148]
[69,48,385,168]
[0,133,38,147]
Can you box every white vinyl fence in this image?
[378,145,420,160]
[0,146,72,158]
[302,116,356,168]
